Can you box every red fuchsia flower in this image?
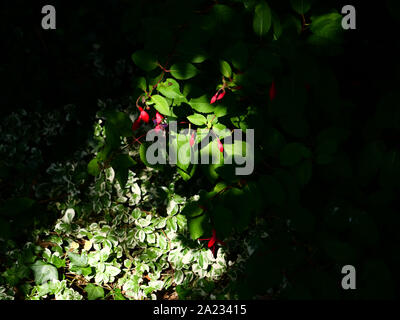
[190,132,195,147]
[210,89,226,104]
[132,117,142,132]
[140,108,150,123]
[269,81,276,101]
[217,138,224,153]
[216,90,225,100]
[198,229,226,257]
[155,112,164,124]
[210,93,218,104]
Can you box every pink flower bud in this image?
[216,90,226,101]
[190,132,195,147]
[217,139,223,153]
[132,117,142,131]
[269,81,276,101]
[210,94,218,104]
[140,110,150,123]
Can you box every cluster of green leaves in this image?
[1,114,269,300]
[89,0,347,242]
[82,0,397,299]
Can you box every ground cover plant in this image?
[0,0,399,300]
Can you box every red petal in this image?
[132,117,142,131]
[190,132,195,147]
[140,110,150,123]
[208,236,216,248]
[269,81,276,101]
[210,94,217,104]
[216,91,226,100]
[217,139,224,153]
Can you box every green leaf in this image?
[272,11,282,40]
[111,154,136,169]
[224,42,248,70]
[88,158,101,176]
[170,63,198,80]
[112,288,126,300]
[220,60,232,78]
[158,79,185,99]
[280,143,311,166]
[290,0,312,14]
[309,12,343,45]
[136,77,147,92]
[181,202,204,219]
[293,159,313,186]
[188,213,207,240]
[189,95,215,113]
[84,283,105,300]
[131,50,158,72]
[187,114,207,126]
[110,154,136,187]
[68,252,88,267]
[151,95,172,116]
[253,1,272,37]
[100,110,132,137]
[31,261,58,285]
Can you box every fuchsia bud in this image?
[132,117,142,131]
[208,229,217,248]
[216,90,226,101]
[190,132,195,147]
[269,81,276,101]
[217,139,224,153]
[140,110,150,123]
[198,229,225,257]
[210,93,218,104]
[211,89,226,104]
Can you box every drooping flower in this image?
[210,93,218,104]
[217,139,224,153]
[269,81,276,101]
[190,132,195,147]
[198,229,226,257]
[216,90,226,101]
[140,109,150,123]
[210,89,226,104]
[132,117,142,131]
